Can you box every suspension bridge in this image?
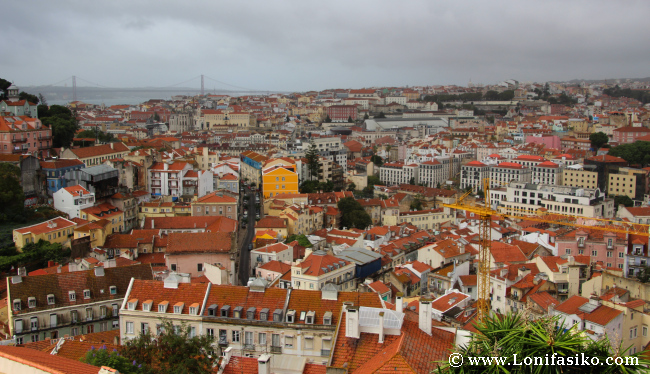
[23,75,275,102]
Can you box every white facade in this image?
[489,182,615,218]
[53,185,95,219]
[380,163,419,185]
[460,161,489,190]
[489,162,531,188]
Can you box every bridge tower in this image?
[201,75,204,96]
[72,76,77,102]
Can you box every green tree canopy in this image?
[614,195,633,208]
[409,197,423,211]
[40,105,78,148]
[337,197,372,229]
[442,312,650,373]
[120,320,216,374]
[82,346,143,374]
[0,163,24,222]
[347,182,356,191]
[324,115,332,123]
[589,132,609,150]
[285,234,312,247]
[0,78,11,99]
[305,142,320,181]
[607,141,650,166]
[18,92,39,105]
[370,155,383,167]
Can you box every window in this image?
[141,323,149,334]
[232,330,240,343]
[14,319,23,333]
[30,317,38,331]
[285,336,294,348]
[86,307,93,321]
[592,250,597,257]
[112,304,119,317]
[126,321,134,334]
[619,252,625,258]
[173,303,184,314]
[12,299,20,311]
[643,326,648,337]
[565,248,571,255]
[245,331,253,346]
[110,286,117,295]
[197,263,203,272]
[259,333,267,345]
[304,336,313,350]
[272,334,280,347]
[69,291,76,301]
[28,297,36,308]
[83,289,91,299]
[206,328,214,337]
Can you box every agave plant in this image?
[438,312,650,374]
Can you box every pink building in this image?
[556,229,626,270]
[525,135,561,150]
[612,126,650,145]
[0,115,52,155]
[165,232,234,278]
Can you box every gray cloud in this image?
[2,0,649,92]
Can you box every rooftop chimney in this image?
[396,292,404,313]
[419,297,433,335]
[344,303,360,339]
[257,354,271,374]
[378,311,385,344]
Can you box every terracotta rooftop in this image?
[0,345,100,374]
[166,232,233,254]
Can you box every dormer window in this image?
[273,309,283,322]
[260,308,269,321]
[158,301,169,313]
[247,307,256,320]
[28,297,36,308]
[127,299,138,310]
[578,237,585,247]
[234,306,243,318]
[110,286,117,295]
[306,311,315,324]
[69,291,76,301]
[220,305,230,317]
[142,300,153,312]
[286,310,296,323]
[323,311,332,325]
[207,304,217,316]
[189,303,200,316]
[607,238,613,249]
[47,294,55,305]
[173,302,184,314]
[83,289,91,299]
[12,299,21,311]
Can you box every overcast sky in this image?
[2,0,649,92]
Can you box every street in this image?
[237,187,256,286]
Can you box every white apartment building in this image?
[148,161,211,198]
[460,161,489,190]
[380,162,419,185]
[511,155,546,168]
[489,162,531,188]
[53,185,95,219]
[489,182,615,218]
[531,161,562,185]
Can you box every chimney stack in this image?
[378,311,385,344]
[396,292,404,313]
[419,297,433,335]
[257,354,271,374]
[344,303,360,339]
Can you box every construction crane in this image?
[444,178,650,323]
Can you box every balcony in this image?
[38,135,52,141]
[12,138,27,144]
[218,338,228,346]
[243,344,255,350]
[321,349,331,357]
[39,143,50,150]
[270,346,282,354]
[12,148,24,154]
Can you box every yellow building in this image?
[73,219,110,248]
[13,217,77,250]
[201,109,254,129]
[562,169,598,189]
[608,168,645,199]
[262,159,299,199]
[80,203,125,234]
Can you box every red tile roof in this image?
[68,142,129,159]
[299,252,350,276]
[0,345,100,374]
[166,232,232,254]
[14,217,77,235]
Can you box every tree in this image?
[82,346,144,374]
[38,93,48,107]
[408,177,415,185]
[375,112,386,119]
[299,180,319,193]
[363,113,369,120]
[324,115,332,123]
[590,132,609,150]
[40,105,78,148]
[410,198,422,211]
[0,78,11,100]
[18,92,39,105]
[120,320,216,374]
[305,142,320,181]
[0,163,25,222]
[347,116,353,123]
[614,195,633,209]
[284,234,312,247]
[370,155,383,167]
[347,182,356,191]
[337,197,372,229]
[608,141,650,167]
[442,312,650,373]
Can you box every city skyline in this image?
[2,0,650,92]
